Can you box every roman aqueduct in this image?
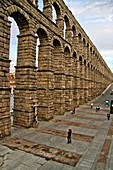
[0,0,113,137]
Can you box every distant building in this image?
[8,73,16,89]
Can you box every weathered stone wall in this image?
[0,0,113,137]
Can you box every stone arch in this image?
[79,55,82,62]
[64,46,71,73]
[72,51,77,59]
[52,1,61,23]
[37,28,49,45]
[72,51,77,74]
[53,36,63,51]
[87,43,89,48]
[6,5,38,128]
[72,25,76,38]
[7,5,30,33]
[90,47,92,53]
[87,62,90,68]
[64,45,71,54]
[64,15,71,40]
[83,38,86,46]
[34,26,50,71]
[53,39,62,51]
[84,59,86,66]
[79,55,85,104]
[64,15,70,28]
[64,46,73,111]
[78,33,82,40]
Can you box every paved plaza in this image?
[0,84,113,170]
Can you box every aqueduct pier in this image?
[0,0,113,137]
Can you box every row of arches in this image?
[0,0,113,138]
[31,0,107,74]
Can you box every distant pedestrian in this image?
[96,106,100,112]
[90,103,93,109]
[35,113,38,124]
[107,112,110,120]
[67,129,72,144]
[71,107,75,114]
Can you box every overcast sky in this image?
[64,0,113,72]
[9,0,113,72]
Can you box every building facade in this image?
[0,0,113,137]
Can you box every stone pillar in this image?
[91,68,94,100]
[86,44,89,60]
[0,17,11,137]
[84,65,89,102]
[54,49,65,115]
[65,55,74,111]
[88,67,92,101]
[93,69,96,98]
[65,28,72,44]
[74,36,79,52]
[79,60,84,105]
[73,59,79,107]
[56,17,64,37]
[43,0,52,20]
[13,33,37,127]
[37,43,54,120]
[78,39,83,56]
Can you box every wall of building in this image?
[0,0,113,137]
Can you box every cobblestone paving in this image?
[1,85,113,169]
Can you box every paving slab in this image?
[1,85,113,170]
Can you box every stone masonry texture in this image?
[0,0,113,138]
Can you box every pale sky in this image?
[9,0,113,72]
[64,0,113,72]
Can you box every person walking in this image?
[67,129,72,144]
[91,103,93,108]
[71,107,75,114]
[107,112,110,120]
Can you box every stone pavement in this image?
[0,91,113,169]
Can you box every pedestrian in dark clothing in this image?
[96,106,100,112]
[71,107,75,114]
[107,112,110,120]
[67,129,72,144]
[91,103,93,108]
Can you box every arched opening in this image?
[36,28,48,70]
[8,16,19,124]
[35,28,53,120]
[8,11,33,128]
[64,15,70,39]
[35,34,40,69]
[84,59,86,65]
[52,2,60,24]
[72,25,76,38]
[83,38,86,46]
[64,46,73,111]
[79,56,82,62]
[52,5,57,23]
[8,17,19,73]
[78,33,82,40]
[72,51,77,74]
[53,39,61,50]
[73,51,77,58]
[90,47,92,53]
